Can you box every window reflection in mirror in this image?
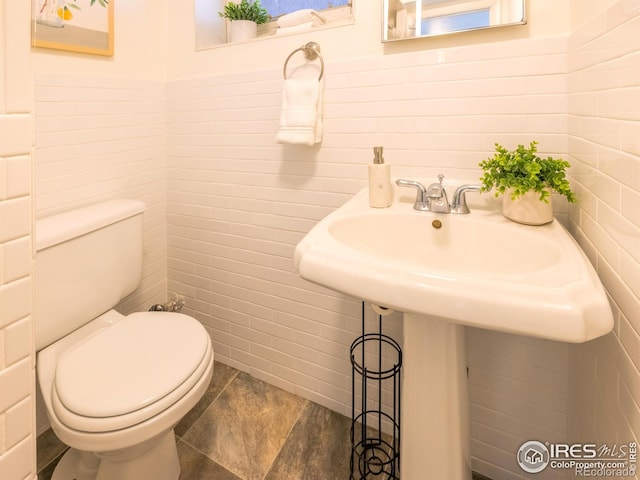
[383,0,525,42]
[195,0,353,49]
[261,0,350,18]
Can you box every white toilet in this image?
[35,199,214,480]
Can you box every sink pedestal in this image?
[402,313,471,479]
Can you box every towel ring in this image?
[283,41,325,81]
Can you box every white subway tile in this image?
[619,51,640,88]
[620,315,640,370]
[4,397,31,451]
[620,251,640,301]
[4,156,30,199]
[620,119,640,157]
[0,115,31,156]
[599,202,640,263]
[0,435,33,480]
[1,237,30,283]
[581,212,621,269]
[599,152,640,191]
[122,13,640,478]
[1,0,31,114]
[604,1,640,36]
[0,358,30,413]
[618,378,640,441]
[610,333,640,411]
[600,259,640,332]
[0,278,30,330]
[250,344,294,369]
[599,87,640,121]
[3,317,31,366]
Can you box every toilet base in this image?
[52,429,180,480]
[51,448,99,480]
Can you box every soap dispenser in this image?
[368,146,392,208]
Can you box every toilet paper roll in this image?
[371,304,395,317]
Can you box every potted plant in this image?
[479,141,576,225]
[218,0,270,43]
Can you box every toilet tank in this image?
[35,199,145,350]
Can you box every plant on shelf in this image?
[479,141,576,225]
[218,0,270,25]
[479,141,576,203]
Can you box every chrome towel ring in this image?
[283,41,324,81]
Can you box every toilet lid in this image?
[54,312,209,419]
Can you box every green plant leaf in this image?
[478,141,576,202]
[218,0,270,24]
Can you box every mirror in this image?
[383,0,526,42]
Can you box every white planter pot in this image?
[502,188,553,225]
[229,20,257,43]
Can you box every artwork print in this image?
[32,0,114,56]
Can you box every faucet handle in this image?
[396,179,429,211]
[451,184,483,214]
[426,174,450,213]
[427,174,446,197]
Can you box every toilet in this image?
[35,199,214,480]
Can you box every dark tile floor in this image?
[37,361,491,480]
[37,361,354,480]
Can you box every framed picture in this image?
[32,0,114,56]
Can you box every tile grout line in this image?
[174,369,243,474]
[260,398,312,480]
[176,367,241,442]
[38,446,68,478]
[175,437,247,480]
[176,368,248,480]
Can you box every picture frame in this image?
[32,0,114,56]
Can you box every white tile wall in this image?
[166,36,572,478]
[468,329,570,480]
[0,0,35,477]
[18,3,637,480]
[567,0,640,468]
[34,74,169,314]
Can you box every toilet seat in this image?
[51,312,212,433]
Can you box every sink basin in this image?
[329,214,562,276]
[295,187,613,343]
[295,183,613,479]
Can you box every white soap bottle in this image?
[368,146,392,208]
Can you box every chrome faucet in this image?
[451,184,484,214]
[396,174,450,213]
[396,175,485,214]
[395,179,429,211]
[425,174,450,213]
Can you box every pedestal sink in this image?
[294,184,613,479]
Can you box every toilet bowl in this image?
[38,310,213,480]
[34,200,214,480]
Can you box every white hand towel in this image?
[276,77,324,146]
[277,9,325,28]
[314,78,324,143]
